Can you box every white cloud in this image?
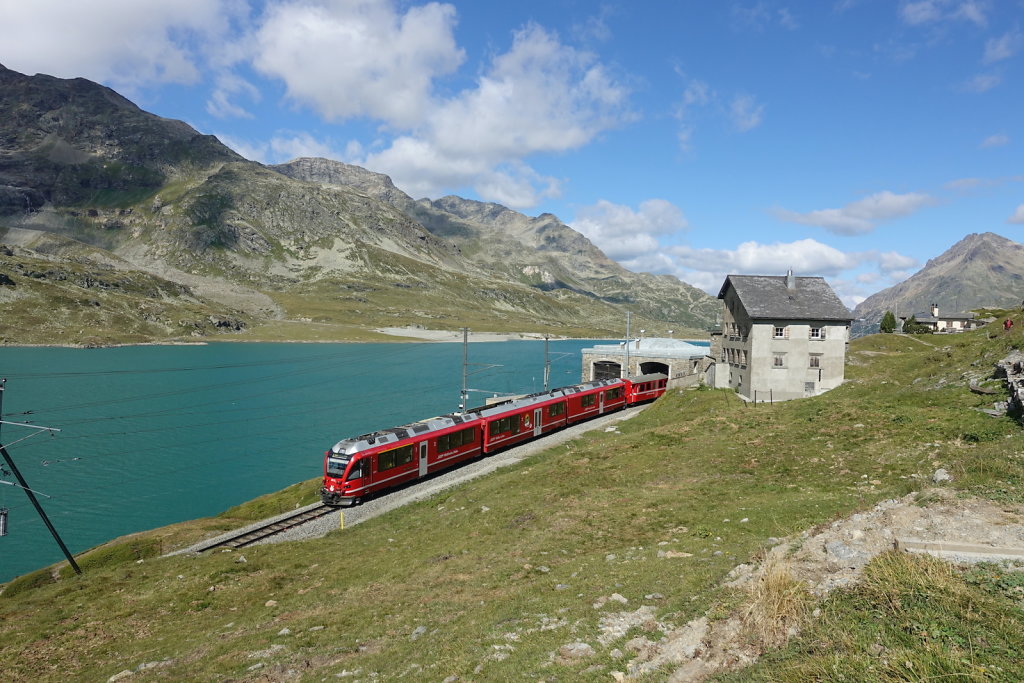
[207,73,260,119]
[474,163,563,209]
[217,131,341,164]
[984,29,1024,63]
[571,199,688,261]
[901,1,945,24]
[0,0,236,90]
[732,3,800,31]
[363,23,631,206]
[878,250,919,273]
[900,0,989,27]
[268,132,341,163]
[673,75,713,152]
[662,238,866,295]
[730,94,765,132]
[962,73,1002,92]
[980,133,1010,148]
[251,0,463,128]
[1009,205,1024,224]
[774,191,935,235]
[944,175,1024,192]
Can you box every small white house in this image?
[901,304,983,333]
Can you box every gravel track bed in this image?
[180,406,647,554]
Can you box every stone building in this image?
[710,271,852,401]
[580,338,709,388]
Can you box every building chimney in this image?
[931,303,939,317]
[786,269,795,289]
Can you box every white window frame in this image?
[809,355,822,369]
[774,326,787,339]
[773,353,786,368]
[810,327,826,340]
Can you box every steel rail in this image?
[197,503,334,552]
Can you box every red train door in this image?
[418,441,428,477]
[533,408,542,436]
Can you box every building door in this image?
[804,382,816,397]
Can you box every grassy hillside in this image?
[1,326,1023,681]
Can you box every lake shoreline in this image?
[0,327,608,348]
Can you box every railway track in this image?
[197,503,336,552]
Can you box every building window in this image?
[810,327,826,340]
[773,353,785,368]
[809,355,822,369]
[774,326,787,339]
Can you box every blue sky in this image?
[2,0,1022,306]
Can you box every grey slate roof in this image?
[718,275,852,322]
[906,311,976,322]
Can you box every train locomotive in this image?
[320,373,668,506]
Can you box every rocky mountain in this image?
[853,232,1024,330]
[0,64,717,344]
[273,158,719,329]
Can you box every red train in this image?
[320,373,668,506]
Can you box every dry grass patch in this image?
[741,556,814,649]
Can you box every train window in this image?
[326,456,349,477]
[581,394,596,407]
[492,414,521,433]
[378,444,414,471]
[548,402,565,417]
[346,459,368,480]
[438,427,475,451]
[605,387,623,399]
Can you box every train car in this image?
[321,375,665,506]
[475,388,571,454]
[625,372,668,404]
[563,378,628,424]
[321,413,483,506]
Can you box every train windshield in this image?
[326,456,350,478]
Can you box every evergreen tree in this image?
[880,310,896,333]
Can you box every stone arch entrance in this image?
[592,361,621,380]
[640,361,669,376]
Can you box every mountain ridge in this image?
[272,158,720,329]
[853,232,1024,328]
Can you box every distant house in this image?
[900,304,983,333]
[710,271,853,401]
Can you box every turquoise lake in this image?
[0,339,627,582]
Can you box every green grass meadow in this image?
[2,325,1023,681]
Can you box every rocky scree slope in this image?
[273,158,720,330]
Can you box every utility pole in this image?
[460,327,469,411]
[543,335,551,391]
[0,379,81,574]
[624,311,631,379]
